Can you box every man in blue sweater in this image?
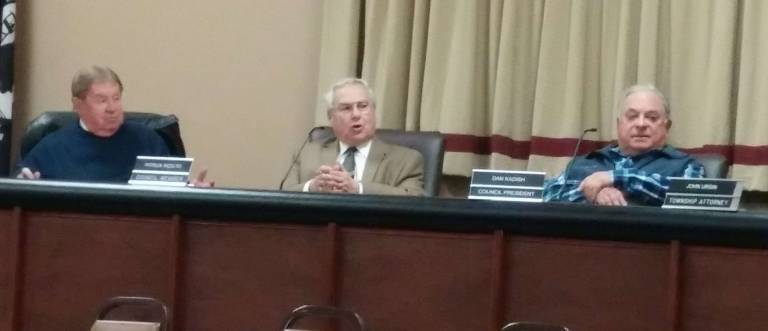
[543,84,704,206]
[17,66,201,183]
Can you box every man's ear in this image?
[71,97,81,112]
[666,118,672,130]
[72,97,88,118]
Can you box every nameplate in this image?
[470,169,546,187]
[468,169,545,202]
[662,177,742,212]
[128,156,194,187]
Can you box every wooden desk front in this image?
[0,179,766,331]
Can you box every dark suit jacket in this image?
[284,136,425,196]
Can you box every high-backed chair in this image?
[308,126,444,197]
[690,153,728,178]
[90,296,168,331]
[20,111,186,159]
[281,305,365,331]
[501,321,570,331]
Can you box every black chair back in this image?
[690,153,727,178]
[281,305,365,331]
[20,111,186,159]
[309,126,444,197]
[501,321,570,331]
[91,296,168,331]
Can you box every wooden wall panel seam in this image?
[168,214,183,331]
[325,223,341,307]
[9,207,25,331]
[667,240,682,331]
[490,230,506,331]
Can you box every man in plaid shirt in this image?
[544,85,705,206]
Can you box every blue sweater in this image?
[19,121,170,182]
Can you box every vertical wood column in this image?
[168,214,184,331]
[324,223,341,307]
[8,207,25,331]
[666,240,683,331]
[489,230,506,331]
[321,223,342,331]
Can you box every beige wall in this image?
[12,1,324,189]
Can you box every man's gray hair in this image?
[324,78,376,117]
[71,65,123,98]
[617,84,670,118]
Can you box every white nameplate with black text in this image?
[128,156,194,187]
[662,177,742,212]
[468,169,546,202]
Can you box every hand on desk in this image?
[593,187,627,206]
[309,164,359,193]
[579,171,614,202]
[189,168,215,188]
[17,167,41,180]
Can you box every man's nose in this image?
[636,116,649,127]
[105,101,118,113]
[350,105,362,117]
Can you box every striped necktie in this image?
[342,146,357,178]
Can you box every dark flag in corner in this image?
[0,0,14,175]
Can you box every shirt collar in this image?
[339,139,372,159]
[603,144,682,159]
[79,119,89,132]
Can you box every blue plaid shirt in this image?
[544,145,705,206]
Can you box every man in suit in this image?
[283,78,424,196]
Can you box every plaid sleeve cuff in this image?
[611,169,626,189]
